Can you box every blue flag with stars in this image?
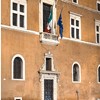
[57,13,63,38]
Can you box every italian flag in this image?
[46,9,53,33]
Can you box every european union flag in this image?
[57,13,63,38]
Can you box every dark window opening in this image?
[71,27,75,38]
[46,58,52,71]
[44,80,53,100]
[97,34,100,43]
[76,29,79,39]
[13,13,17,26]
[16,99,21,100]
[20,15,24,27]
[73,0,77,3]
[13,57,23,79]
[43,3,52,32]
[13,3,17,11]
[97,3,100,11]
[76,20,79,27]
[20,4,24,12]
[73,64,79,81]
[98,67,100,82]
[71,19,74,25]
[96,26,99,32]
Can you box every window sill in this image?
[12,78,25,81]
[38,70,60,75]
[72,81,81,83]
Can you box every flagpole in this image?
[61,4,64,14]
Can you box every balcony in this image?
[40,32,59,45]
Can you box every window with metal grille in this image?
[13,57,23,79]
[73,64,80,82]
[43,3,52,32]
[46,58,52,71]
[44,79,53,100]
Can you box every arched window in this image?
[12,54,25,80]
[97,65,100,83]
[72,62,81,83]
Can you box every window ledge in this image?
[40,32,59,45]
[12,79,25,81]
[38,70,60,75]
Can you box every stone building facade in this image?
[1,0,100,100]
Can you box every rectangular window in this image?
[44,79,53,100]
[20,15,24,27]
[97,1,100,11]
[13,3,17,10]
[20,4,24,12]
[98,67,100,82]
[95,21,100,44]
[11,0,26,28]
[71,27,75,38]
[43,3,52,32]
[13,13,17,26]
[72,0,78,4]
[70,14,81,40]
[46,58,52,71]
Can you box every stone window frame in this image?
[10,0,27,29]
[70,12,81,40]
[72,0,78,4]
[39,0,56,34]
[38,51,60,100]
[14,97,22,100]
[41,51,55,71]
[12,54,25,81]
[72,62,81,83]
[41,74,57,100]
[95,20,100,44]
[97,1,100,11]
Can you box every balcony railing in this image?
[40,32,59,45]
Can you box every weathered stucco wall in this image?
[1,0,100,100]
